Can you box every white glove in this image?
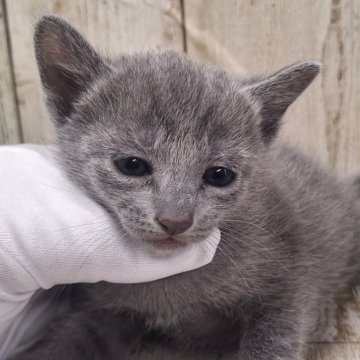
[0,145,220,357]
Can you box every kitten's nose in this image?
[156,214,193,235]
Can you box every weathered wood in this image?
[335,287,360,343]
[307,344,360,360]
[0,0,21,144]
[184,0,360,177]
[5,0,184,144]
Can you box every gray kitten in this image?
[10,15,360,360]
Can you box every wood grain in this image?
[184,0,360,177]
[4,0,184,144]
[0,0,21,144]
[307,344,360,360]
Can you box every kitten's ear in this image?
[246,62,320,143]
[34,15,108,124]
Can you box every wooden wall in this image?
[0,1,360,358]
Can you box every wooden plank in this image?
[184,0,360,177]
[309,287,360,344]
[0,0,21,144]
[5,0,184,144]
[335,287,360,343]
[307,344,360,360]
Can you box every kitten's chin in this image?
[147,237,187,251]
[119,222,188,254]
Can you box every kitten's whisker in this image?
[205,232,255,292]
[69,227,116,284]
[221,221,286,255]
[63,224,115,282]
[52,217,110,232]
[219,227,289,272]
[216,243,253,293]
[220,226,273,256]
[36,182,87,196]
[223,218,283,243]
[54,284,71,299]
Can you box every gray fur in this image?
[11,15,360,360]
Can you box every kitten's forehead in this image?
[97,51,259,158]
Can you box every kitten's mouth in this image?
[147,237,187,250]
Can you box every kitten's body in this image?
[11,16,360,360]
[77,145,360,354]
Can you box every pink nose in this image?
[156,215,193,235]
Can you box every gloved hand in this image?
[0,145,220,328]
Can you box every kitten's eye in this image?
[203,167,235,187]
[114,157,151,176]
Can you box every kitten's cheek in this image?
[114,213,156,240]
[109,212,136,236]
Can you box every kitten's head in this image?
[34,16,319,251]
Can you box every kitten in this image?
[11,15,360,360]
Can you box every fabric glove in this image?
[0,145,220,358]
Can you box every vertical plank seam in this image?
[2,0,23,143]
[180,0,187,53]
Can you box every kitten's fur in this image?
[11,16,360,360]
